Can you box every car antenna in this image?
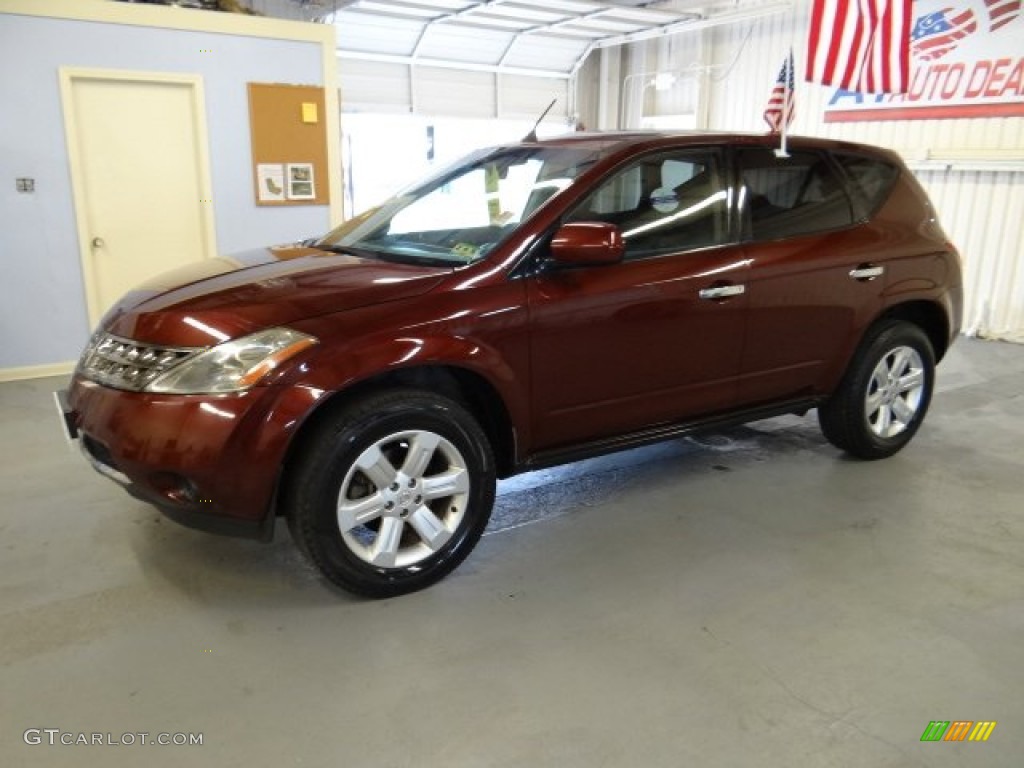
[523,98,557,142]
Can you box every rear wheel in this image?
[287,389,495,597]
[818,320,935,460]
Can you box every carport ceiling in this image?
[329,0,792,78]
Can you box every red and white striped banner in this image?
[822,0,1023,122]
[806,0,912,95]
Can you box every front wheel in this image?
[818,320,936,460]
[286,389,496,597]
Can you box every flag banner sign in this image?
[807,0,912,94]
[823,0,1023,122]
[764,51,796,133]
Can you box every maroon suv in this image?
[58,132,962,597]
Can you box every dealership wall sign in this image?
[824,0,1023,122]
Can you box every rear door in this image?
[735,147,887,406]
[527,147,749,450]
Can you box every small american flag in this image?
[984,0,1021,32]
[806,0,912,94]
[912,8,978,61]
[763,51,795,134]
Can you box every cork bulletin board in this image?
[247,82,329,206]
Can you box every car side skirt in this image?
[520,397,823,473]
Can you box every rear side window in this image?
[738,149,855,241]
[832,153,899,216]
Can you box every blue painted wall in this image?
[0,13,332,368]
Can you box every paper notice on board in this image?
[257,164,286,202]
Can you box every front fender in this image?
[283,289,533,457]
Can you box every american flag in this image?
[984,0,1021,31]
[806,0,912,94]
[763,51,795,133]
[911,8,978,61]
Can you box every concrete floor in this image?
[1,337,1022,767]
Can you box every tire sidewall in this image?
[293,394,495,596]
[849,322,936,456]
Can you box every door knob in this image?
[91,237,105,248]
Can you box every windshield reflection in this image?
[317,146,598,267]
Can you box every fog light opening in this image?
[150,472,200,505]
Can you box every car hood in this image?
[102,245,451,347]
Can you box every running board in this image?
[520,397,821,473]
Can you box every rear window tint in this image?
[832,153,899,215]
[738,149,855,241]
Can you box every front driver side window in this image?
[566,150,728,260]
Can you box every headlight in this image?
[146,328,317,394]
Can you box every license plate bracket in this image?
[53,389,79,442]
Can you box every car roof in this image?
[524,131,899,162]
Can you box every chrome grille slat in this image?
[78,333,201,392]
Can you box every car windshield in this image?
[316,145,600,266]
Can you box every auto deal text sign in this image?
[824,0,1024,122]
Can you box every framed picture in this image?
[286,163,315,200]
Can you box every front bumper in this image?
[57,377,323,541]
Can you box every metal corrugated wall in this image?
[692,7,1024,341]
[338,61,569,120]
[918,170,1024,340]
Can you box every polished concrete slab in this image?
[1,337,1022,767]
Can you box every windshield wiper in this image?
[316,243,456,269]
[368,252,461,269]
[315,244,381,261]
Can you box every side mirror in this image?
[549,222,624,267]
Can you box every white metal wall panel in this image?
[693,8,1024,341]
[416,67,497,117]
[704,10,795,134]
[338,60,411,113]
[417,24,517,65]
[333,10,424,56]
[615,33,704,128]
[917,170,1024,341]
[503,35,593,73]
[498,75,570,120]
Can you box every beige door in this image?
[61,69,216,325]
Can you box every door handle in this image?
[850,264,884,281]
[91,237,105,249]
[699,284,745,300]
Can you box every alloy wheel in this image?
[337,430,471,568]
[864,346,926,438]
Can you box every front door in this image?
[528,148,748,451]
[61,69,216,324]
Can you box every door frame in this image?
[59,67,217,326]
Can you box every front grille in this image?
[78,332,201,391]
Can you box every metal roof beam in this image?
[589,1,791,50]
[569,1,792,77]
[337,49,571,79]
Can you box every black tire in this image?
[818,320,936,460]
[286,389,495,598]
